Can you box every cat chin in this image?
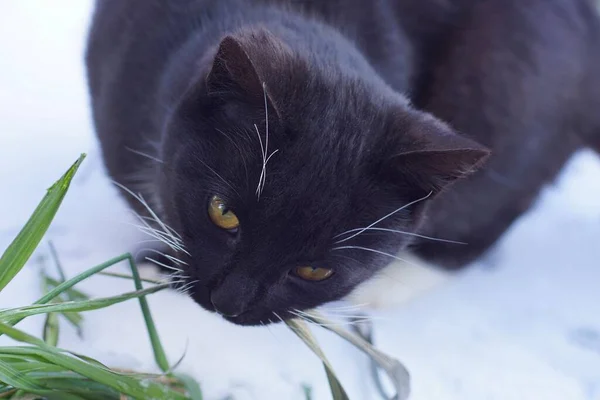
[344,252,452,310]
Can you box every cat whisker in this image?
[129,223,187,256]
[164,254,188,266]
[175,285,190,296]
[176,279,199,295]
[196,158,241,199]
[113,181,189,255]
[130,212,186,253]
[129,221,178,246]
[216,127,249,188]
[272,311,285,324]
[288,310,310,324]
[329,252,363,266]
[265,149,279,164]
[333,191,433,243]
[334,227,466,245]
[168,272,190,282]
[322,314,379,323]
[134,247,187,267]
[135,239,170,246]
[125,146,164,164]
[290,309,329,325]
[255,82,278,200]
[145,256,183,273]
[331,246,417,267]
[135,214,183,240]
[167,272,190,283]
[322,303,369,312]
[311,309,375,320]
[137,132,162,153]
[170,267,187,275]
[260,320,279,340]
[293,308,379,324]
[145,248,187,267]
[290,309,370,327]
[254,123,265,197]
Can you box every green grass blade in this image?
[42,312,59,347]
[0,359,48,393]
[1,347,185,400]
[126,256,171,374]
[1,348,111,373]
[0,323,188,400]
[40,272,61,347]
[296,311,411,400]
[60,311,84,336]
[29,378,120,400]
[0,351,48,365]
[0,359,86,400]
[175,373,203,400]
[0,253,161,331]
[4,252,194,394]
[0,154,86,292]
[3,361,67,375]
[42,273,84,337]
[302,384,313,400]
[0,284,169,322]
[97,271,163,285]
[285,319,349,400]
[44,277,89,302]
[47,242,67,282]
[0,388,17,398]
[32,254,132,310]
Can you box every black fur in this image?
[86,0,600,325]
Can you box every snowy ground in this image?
[1,2,600,399]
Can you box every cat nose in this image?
[210,272,256,318]
[210,289,244,318]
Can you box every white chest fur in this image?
[345,252,452,309]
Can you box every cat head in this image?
[158,27,489,325]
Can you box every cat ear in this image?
[207,36,263,96]
[206,32,281,118]
[387,113,490,194]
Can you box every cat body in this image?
[86,0,600,325]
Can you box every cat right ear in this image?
[383,111,490,195]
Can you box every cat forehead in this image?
[213,103,396,201]
[258,87,393,158]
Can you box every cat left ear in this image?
[206,31,282,119]
[207,35,264,98]
[387,113,490,194]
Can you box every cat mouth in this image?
[219,310,292,326]
[175,279,287,326]
[220,313,261,326]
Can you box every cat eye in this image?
[294,266,334,281]
[208,196,240,231]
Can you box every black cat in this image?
[86,0,600,325]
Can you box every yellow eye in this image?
[294,266,334,281]
[208,196,240,231]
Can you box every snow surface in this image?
[1,2,599,399]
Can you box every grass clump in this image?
[0,154,409,399]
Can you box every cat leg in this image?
[410,0,588,269]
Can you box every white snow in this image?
[1,2,599,399]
